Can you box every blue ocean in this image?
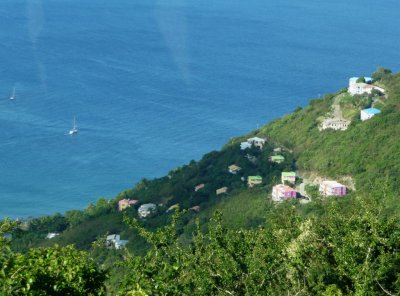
[0,0,399,218]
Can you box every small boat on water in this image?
[68,117,78,135]
[9,87,16,100]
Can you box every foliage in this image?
[1,221,107,295]
[118,194,400,295]
[356,76,366,83]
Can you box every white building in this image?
[46,233,59,239]
[320,118,350,131]
[348,77,385,96]
[138,203,157,218]
[240,142,252,150]
[106,234,128,249]
[360,108,381,121]
[247,137,266,149]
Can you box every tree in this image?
[372,67,392,81]
[356,76,366,83]
[1,220,107,295]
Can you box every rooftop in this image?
[362,107,381,115]
[282,172,296,177]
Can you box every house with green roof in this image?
[269,155,285,164]
[281,172,296,185]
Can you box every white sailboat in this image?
[68,117,78,135]
[9,87,16,100]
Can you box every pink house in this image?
[319,181,346,197]
[118,199,139,211]
[272,184,297,202]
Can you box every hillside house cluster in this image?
[106,234,128,249]
[118,199,139,211]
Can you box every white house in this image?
[138,203,157,218]
[106,234,128,249]
[240,142,252,150]
[348,77,385,96]
[320,118,350,131]
[46,233,59,239]
[360,108,381,121]
[247,137,266,149]
[216,187,228,195]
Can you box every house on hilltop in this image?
[272,184,297,202]
[348,77,385,96]
[319,181,346,197]
[247,137,267,149]
[361,108,381,121]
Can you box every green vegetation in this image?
[2,68,400,294]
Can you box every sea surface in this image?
[1,0,399,218]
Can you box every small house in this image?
[348,77,385,96]
[194,184,205,192]
[240,142,252,150]
[272,184,297,202]
[248,176,262,187]
[320,118,350,131]
[106,234,128,249]
[319,181,347,197]
[167,204,179,213]
[281,172,296,184]
[360,108,381,121]
[247,137,267,149]
[269,155,285,164]
[216,187,228,195]
[138,203,157,218]
[46,233,59,239]
[118,199,139,211]
[189,206,201,213]
[273,147,282,154]
[228,164,241,174]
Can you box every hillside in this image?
[3,68,400,294]
[10,68,400,250]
